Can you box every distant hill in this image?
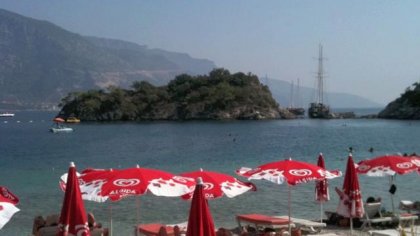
[0,9,215,109]
[0,8,382,111]
[378,82,420,119]
[264,78,383,109]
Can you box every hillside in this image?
[0,9,215,109]
[58,69,293,121]
[378,82,420,119]
[0,8,384,111]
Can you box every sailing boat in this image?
[308,44,331,119]
[287,79,305,116]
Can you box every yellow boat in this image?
[66,117,80,123]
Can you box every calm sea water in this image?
[1,110,420,235]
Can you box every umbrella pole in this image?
[288,185,292,236]
[109,203,113,236]
[320,202,323,223]
[350,216,353,235]
[136,196,140,226]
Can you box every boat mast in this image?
[289,80,294,108]
[297,78,301,108]
[316,44,325,104]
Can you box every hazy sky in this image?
[1,1,420,105]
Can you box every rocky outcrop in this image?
[378,82,420,119]
[378,101,420,119]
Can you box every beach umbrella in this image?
[58,162,90,236]
[315,153,330,223]
[336,154,364,235]
[77,166,195,201]
[186,177,216,236]
[60,166,195,202]
[180,168,256,200]
[0,186,20,230]
[237,158,341,235]
[60,166,195,236]
[356,154,420,213]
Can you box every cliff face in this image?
[378,82,420,119]
[58,69,295,121]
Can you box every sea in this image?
[1,109,420,236]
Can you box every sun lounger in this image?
[274,215,326,233]
[136,223,183,236]
[236,214,295,234]
[368,229,401,236]
[360,202,393,229]
[307,234,340,236]
[399,200,420,214]
[395,213,418,228]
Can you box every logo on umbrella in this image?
[357,164,370,171]
[173,176,194,183]
[289,169,312,176]
[113,179,140,187]
[75,224,90,236]
[202,182,214,190]
[396,162,413,169]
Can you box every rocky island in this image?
[57,69,294,121]
[378,82,420,119]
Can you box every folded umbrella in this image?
[0,186,19,230]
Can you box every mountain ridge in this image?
[0,8,215,109]
[0,8,381,110]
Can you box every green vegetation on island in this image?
[378,82,420,119]
[58,69,293,121]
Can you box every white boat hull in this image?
[50,127,73,133]
[0,113,15,117]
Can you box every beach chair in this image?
[236,214,295,235]
[274,215,326,233]
[394,212,418,229]
[136,223,183,236]
[360,202,393,229]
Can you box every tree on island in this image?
[58,68,291,121]
[379,81,420,119]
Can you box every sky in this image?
[1,1,420,105]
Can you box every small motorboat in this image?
[66,117,80,123]
[0,112,15,117]
[50,126,74,133]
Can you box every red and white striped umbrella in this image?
[60,166,196,236]
[237,158,341,235]
[357,155,420,176]
[0,186,19,230]
[237,158,341,185]
[58,162,90,236]
[315,153,330,202]
[336,154,364,235]
[357,154,420,213]
[315,153,330,223]
[180,169,256,200]
[61,166,195,202]
[186,178,216,236]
